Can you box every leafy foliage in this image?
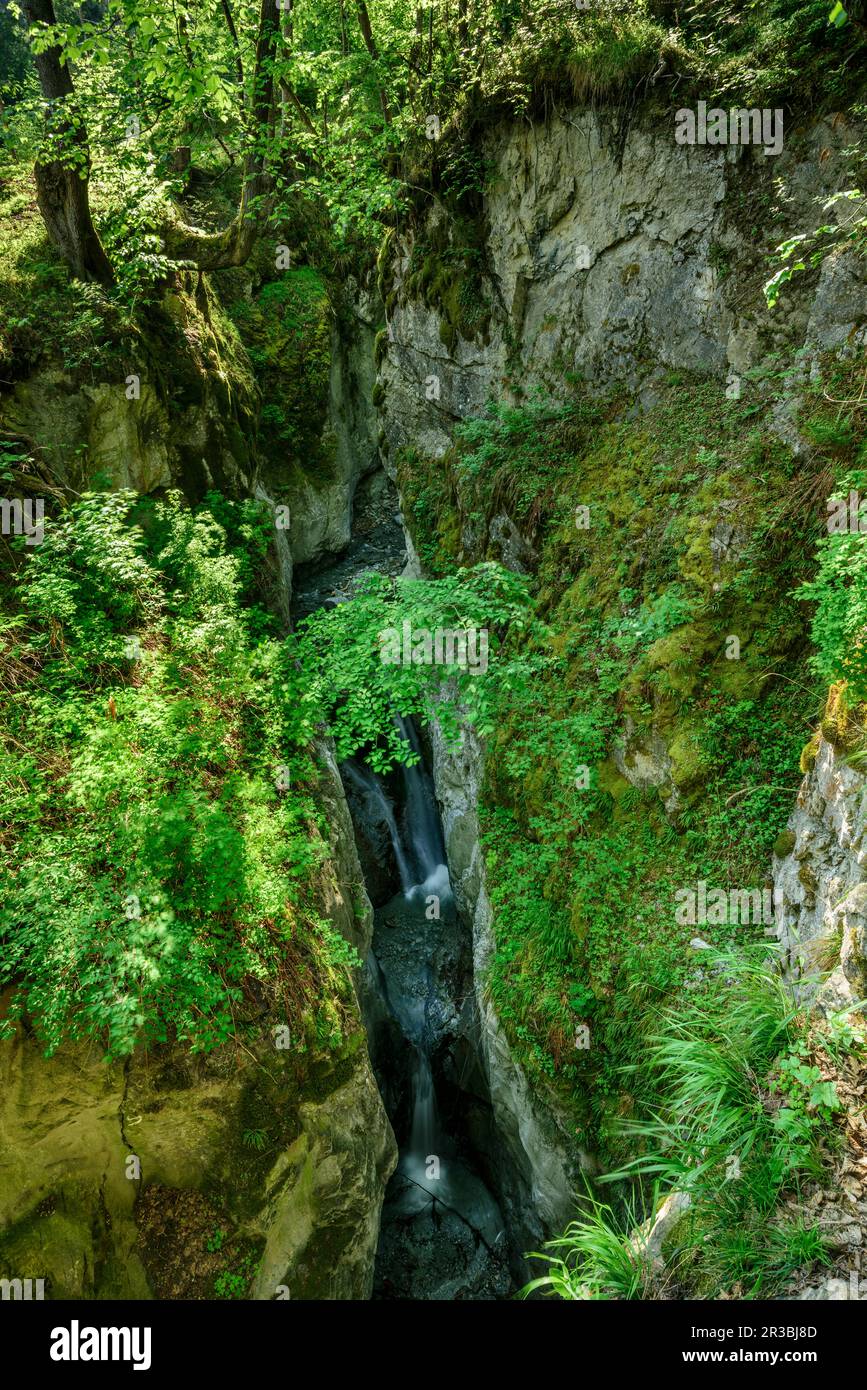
[293,563,537,771]
[529,947,847,1299]
[4,0,862,295]
[0,491,356,1058]
[796,465,867,696]
[399,378,818,1130]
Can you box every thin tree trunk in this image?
[354,0,392,123]
[220,0,244,87]
[278,0,295,141]
[407,3,424,104]
[21,0,114,286]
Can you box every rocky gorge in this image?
[2,0,867,1306]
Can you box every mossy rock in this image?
[0,1016,394,1301]
[439,319,459,355]
[376,229,395,302]
[821,715,843,745]
[229,266,332,481]
[800,732,821,773]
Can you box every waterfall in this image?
[406,1048,439,1172]
[393,715,452,903]
[341,759,415,895]
[339,714,510,1297]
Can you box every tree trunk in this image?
[354,0,392,124]
[164,0,279,268]
[21,0,114,286]
[220,0,244,87]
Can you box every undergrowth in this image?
[0,488,358,1059]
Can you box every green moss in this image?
[800,732,821,773]
[439,319,459,355]
[461,0,862,124]
[376,228,395,303]
[402,216,491,349]
[666,723,705,797]
[230,266,333,482]
[400,372,820,1156]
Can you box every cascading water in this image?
[292,488,513,1300]
[340,759,415,895]
[393,714,452,906]
[354,719,511,1300]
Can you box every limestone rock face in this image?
[428,716,584,1251]
[316,739,376,956]
[5,370,255,500]
[248,1043,397,1301]
[377,110,864,472]
[613,718,680,816]
[1,291,257,503]
[373,105,867,1286]
[0,1021,395,1301]
[273,296,382,569]
[773,734,867,1015]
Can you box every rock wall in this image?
[773,705,867,1017]
[429,713,584,1248]
[378,101,867,1255]
[1,283,258,503]
[278,292,382,571]
[379,107,866,469]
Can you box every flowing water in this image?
[340,759,415,895]
[351,721,510,1300]
[293,528,512,1300]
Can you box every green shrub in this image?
[796,467,867,698]
[530,947,846,1299]
[0,490,354,1058]
[522,1188,650,1301]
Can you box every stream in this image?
[292,487,513,1301]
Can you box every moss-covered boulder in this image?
[0,1010,395,1300]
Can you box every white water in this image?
[393,715,452,904]
[405,1048,440,1176]
[340,715,509,1293]
[341,759,415,893]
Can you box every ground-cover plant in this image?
[0,489,357,1059]
[521,1188,651,1301]
[396,370,839,1179]
[528,947,848,1299]
[796,463,867,697]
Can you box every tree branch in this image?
[20,0,114,285]
[354,0,392,124]
[220,0,244,87]
[164,0,279,269]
